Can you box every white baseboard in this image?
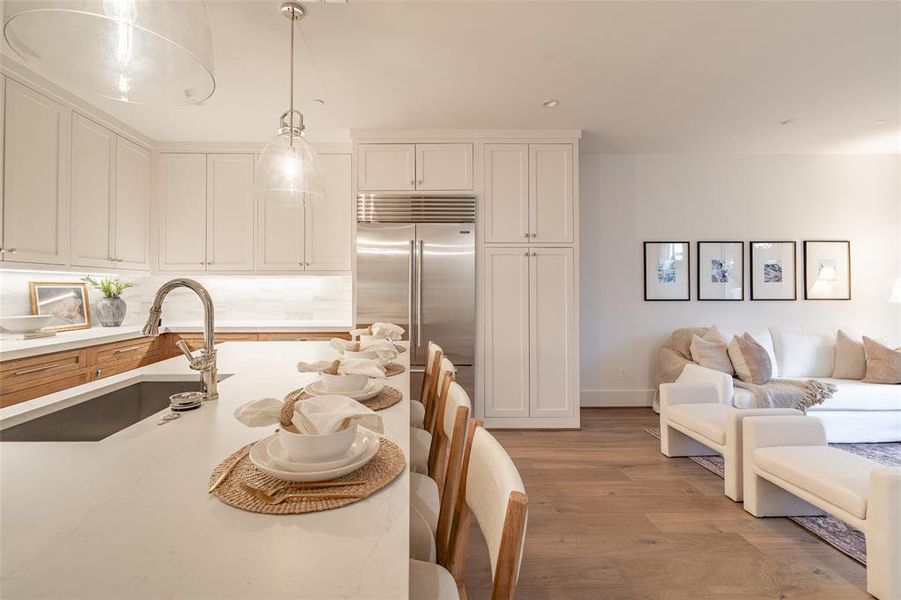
[580,389,655,407]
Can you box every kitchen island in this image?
[0,341,410,599]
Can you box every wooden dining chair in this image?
[412,341,443,430]
[411,421,529,600]
[411,357,455,475]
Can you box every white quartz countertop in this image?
[0,320,354,361]
[0,341,410,599]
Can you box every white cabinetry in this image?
[2,79,70,264]
[483,246,576,422]
[483,143,573,244]
[158,153,207,270]
[70,114,150,270]
[357,143,472,192]
[207,154,254,271]
[257,195,303,271]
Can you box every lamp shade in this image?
[3,0,215,105]
[254,130,323,206]
[890,277,901,304]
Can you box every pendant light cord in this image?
[288,11,295,148]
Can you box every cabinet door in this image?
[114,137,151,270]
[529,144,574,243]
[306,154,351,271]
[158,153,207,270]
[257,196,303,271]
[207,154,254,271]
[3,80,69,264]
[529,248,575,418]
[415,143,473,191]
[356,144,415,191]
[483,247,530,418]
[483,144,529,243]
[70,114,115,268]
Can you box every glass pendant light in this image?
[254,1,323,207]
[3,0,215,106]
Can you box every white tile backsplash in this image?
[0,271,352,328]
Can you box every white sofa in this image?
[675,326,901,443]
[659,383,800,501]
[743,415,901,600]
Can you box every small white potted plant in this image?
[82,276,134,327]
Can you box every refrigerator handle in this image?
[417,239,424,349]
[408,239,416,346]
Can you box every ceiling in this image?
[2,1,899,153]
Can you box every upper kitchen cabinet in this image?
[113,138,151,270]
[257,194,304,271]
[356,143,473,192]
[158,153,207,270]
[2,79,70,265]
[305,154,352,271]
[206,154,254,271]
[70,115,151,271]
[483,142,574,245]
[159,153,254,272]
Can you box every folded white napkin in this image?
[329,338,358,352]
[233,395,384,434]
[339,358,386,378]
[358,338,399,362]
[298,360,334,373]
[371,322,405,341]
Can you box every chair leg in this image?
[743,472,823,518]
[723,452,741,502]
[660,421,719,457]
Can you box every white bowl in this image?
[318,372,367,393]
[278,423,357,462]
[250,432,380,483]
[266,430,376,472]
[0,315,54,333]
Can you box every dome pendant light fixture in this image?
[254,1,323,207]
[3,0,215,106]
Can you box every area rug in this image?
[644,428,901,565]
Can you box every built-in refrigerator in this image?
[355,195,475,383]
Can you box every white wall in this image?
[580,153,901,407]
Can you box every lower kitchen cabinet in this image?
[483,247,577,424]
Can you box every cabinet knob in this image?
[417,179,423,185]
[7,248,16,254]
[522,233,529,238]
[531,251,536,257]
[523,252,529,257]
[409,180,415,187]
[530,233,536,238]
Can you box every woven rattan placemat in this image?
[209,438,405,515]
[290,386,403,412]
[384,362,405,377]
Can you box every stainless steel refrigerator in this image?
[356,195,475,379]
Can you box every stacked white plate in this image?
[249,429,380,482]
[303,378,385,401]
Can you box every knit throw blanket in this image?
[733,378,838,412]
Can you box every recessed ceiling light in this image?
[779,118,795,126]
[541,99,560,108]
[312,98,325,105]
[874,119,888,126]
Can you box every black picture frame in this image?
[749,241,797,301]
[803,240,851,301]
[697,241,744,301]
[643,241,691,301]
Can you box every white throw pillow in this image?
[770,326,836,378]
[690,329,734,375]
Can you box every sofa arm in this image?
[743,415,826,451]
[660,383,719,408]
[677,363,734,405]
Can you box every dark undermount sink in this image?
[0,381,204,442]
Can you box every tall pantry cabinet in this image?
[481,140,579,428]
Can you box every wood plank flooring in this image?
[463,408,868,599]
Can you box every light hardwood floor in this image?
[464,408,868,599]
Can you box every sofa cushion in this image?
[862,336,901,385]
[666,404,729,445]
[719,328,779,377]
[731,378,901,411]
[728,333,773,384]
[833,330,867,380]
[770,326,838,378]
[690,331,734,375]
[753,446,875,519]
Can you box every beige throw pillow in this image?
[832,330,867,380]
[862,336,901,384]
[728,333,773,384]
[690,330,734,375]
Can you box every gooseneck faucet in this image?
[142,278,218,401]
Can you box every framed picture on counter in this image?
[749,241,796,301]
[644,241,690,301]
[697,241,744,301]
[804,240,851,300]
[29,282,92,331]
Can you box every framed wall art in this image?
[29,282,92,331]
[804,240,851,300]
[749,241,796,301]
[644,241,690,301]
[697,241,744,301]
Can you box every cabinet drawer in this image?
[257,332,351,341]
[92,337,161,366]
[0,372,92,408]
[0,350,87,396]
